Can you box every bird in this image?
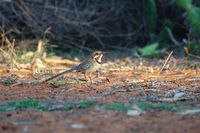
[39,51,104,84]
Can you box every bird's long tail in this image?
[39,69,73,83]
[11,69,73,86]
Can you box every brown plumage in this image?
[40,51,104,83]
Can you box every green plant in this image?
[53,79,67,86]
[144,0,157,33]
[0,34,16,67]
[0,98,50,111]
[138,43,164,57]
[176,0,200,35]
[64,100,96,110]
[176,0,192,10]
[104,103,132,112]
[187,6,200,35]
[14,46,36,64]
[138,102,190,111]
[128,83,140,89]
[158,20,173,46]
[0,99,96,112]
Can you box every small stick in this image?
[159,51,173,74]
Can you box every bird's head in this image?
[92,51,104,64]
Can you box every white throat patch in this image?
[94,54,103,64]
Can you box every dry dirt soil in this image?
[0,58,200,133]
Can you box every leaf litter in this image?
[0,52,200,132]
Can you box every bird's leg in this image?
[95,70,100,78]
[84,73,88,82]
[88,72,93,84]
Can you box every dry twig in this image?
[159,51,173,73]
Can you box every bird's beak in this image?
[102,51,111,55]
[102,51,108,54]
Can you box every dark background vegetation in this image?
[0,0,200,56]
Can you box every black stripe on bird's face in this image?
[93,54,103,64]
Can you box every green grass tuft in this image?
[138,102,190,111]
[0,98,50,111]
[139,43,164,57]
[104,103,132,112]
[52,79,67,86]
[64,100,96,110]
[128,83,140,89]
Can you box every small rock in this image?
[180,109,200,115]
[163,89,178,97]
[48,104,64,111]
[173,92,185,98]
[146,95,158,101]
[70,124,86,129]
[126,110,141,116]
